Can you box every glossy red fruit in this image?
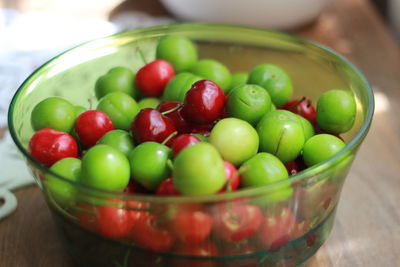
[96,206,133,239]
[75,110,114,148]
[171,134,201,156]
[283,98,317,124]
[170,209,213,244]
[285,161,299,176]
[172,241,218,267]
[257,207,296,250]
[77,203,98,232]
[156,101,191,133]
[213,204,262,242]
[131,212,175,252]
[219,160,240,193]
[135,59,175,97]
[181,80,225,124]
[131,108,176,145]
[156,177,181,196]
[29,128,78,167]
[123,179,150,194]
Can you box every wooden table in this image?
[1,0,399,266]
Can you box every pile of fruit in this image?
[27,35,356,255]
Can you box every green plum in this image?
[247,64,293,107]
[162,72,202,102]
[128,142,171,191]
[226,84,271,126]
[138,97,160,109]
[190,59,232,92]
[316,89,356,133]
[31,97,76,132]
[74,105,86,117]
[173,143,225,195]
[46,157,81,206]
[228,72,248,92]
[97,92,140,130]
[209,118,259,166]
[97,129,134,157]
[302,134,346,167]
[296,114,315,141]
[156,35,198,72]
[257,110,305,163]
[80,144,130,191]
[95,66,138,99]
[239,152,292,203]
[270,103,276,111]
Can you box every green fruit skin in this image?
[316,89,356,133]
[239,153,292,204]
[228,72,249,92]
[257,110,305,163]
[247,64,293,107]
[138,98,160,109]
[97,130,135,157]
[270,103,276,111]
[302,134,346,167]
[240,153,288,187]
[31,97,76,133]
[227,84,272,126]
[190,59,232,92]
[156,35,198,73]
[95,67,138,99]
[74,106,86,117]
[97,92,140,131]
[80,144,130,191]
[128,142,171,191]
[209,118,259,166]
[162,72,202,102]
[173,143,226,195]
[46,158,81,206]
[296,114,315,141]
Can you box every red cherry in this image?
[96,205,133,239]
[123,179,150,194]
[131,212,175,252]
[171,134,201,156]
[29,128,78,167]
[283,97,317,124]
[212,204,262,242]
[156,178,181,196]
[181,80,225,124]
[170,208,213,244]
[135,59,175,97]
[77,203,97,232]
[219,161,240,193]
[257,207,296,250]
[75,110,114,148]
[131,108,176,145]
[156,101,191,133]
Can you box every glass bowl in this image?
[8,24,374,267]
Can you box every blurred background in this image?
[0,0,398,130]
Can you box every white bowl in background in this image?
[160,0,331,30]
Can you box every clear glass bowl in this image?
[8,24,374,267]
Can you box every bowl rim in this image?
[7,23,374,203]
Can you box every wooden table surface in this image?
[1,0,399,266]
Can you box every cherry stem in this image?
[88,97,94,110]
[292,96,307,111]
[161,104,182,115]
[161,131,178,146]
[136,47,148,65]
